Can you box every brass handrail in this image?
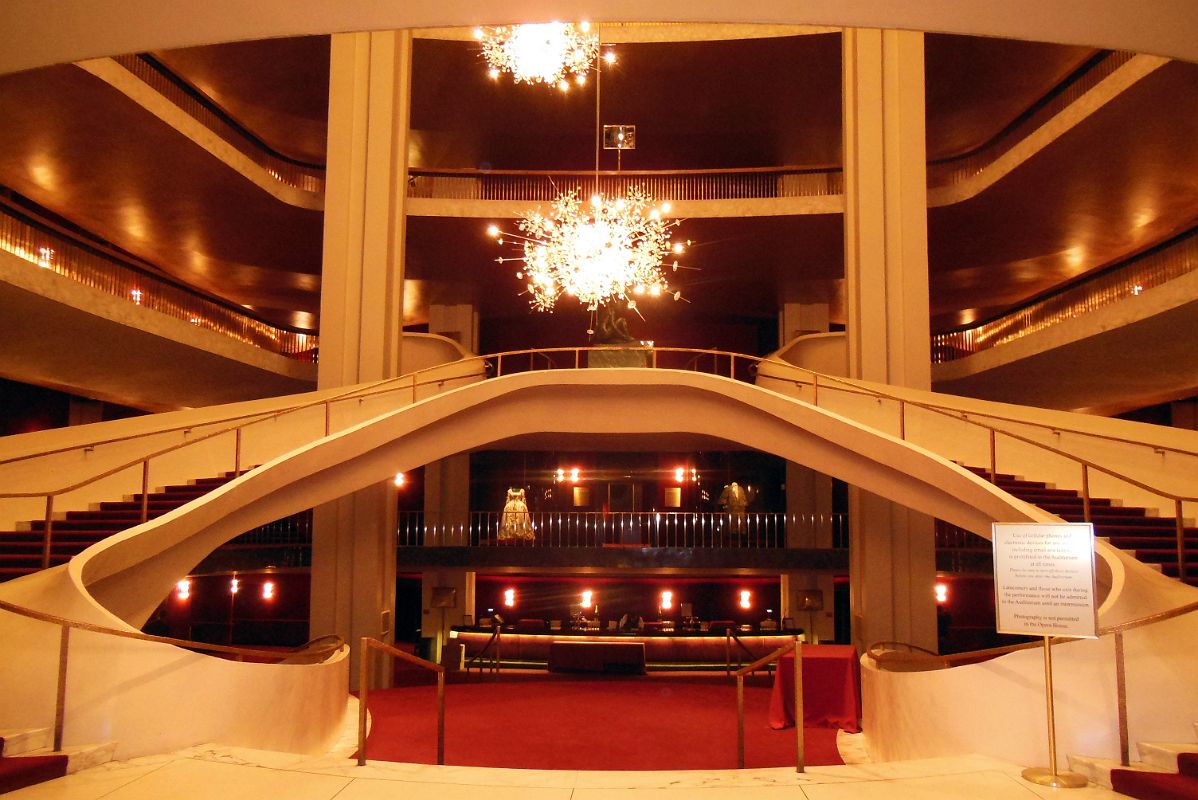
[5,345,1195,577]
[758,362,1198,578]
[464,626,502,673]
[358,637,445,766]
[866,599,1198,768]
[724,627,773,675]
[0,360,484,568]
[0,596,344,751]
[733,636,804,772]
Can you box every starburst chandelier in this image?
[474,22,599,90]
[488,188,687,313]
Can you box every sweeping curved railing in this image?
[2,345,1196,577]
[0,194,319,359]
[932,223,1198,363]
[865,599,1198,766]
[0,596,344,751]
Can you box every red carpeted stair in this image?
[0,735,68,794]
[939,468,1198,587]
[0,473,241,582]
[358,671,843,770]
[1111,752,1198,800]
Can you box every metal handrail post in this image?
[794,636,805,772]
[41,495,54,569]
[1176,499,1187,581]
[736,673,745,768]
[54,625,69,751]
[1082,465,1092,523]
[357,637,370,766]
[140,460,150,523]
[1115,630,1129,766]
[436,672,446,765]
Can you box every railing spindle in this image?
[54,625,69,751]
[140,460,150,523]
[41,495,54,569]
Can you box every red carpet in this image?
[1111,769,1198,800]
[0,754,69,794]
[360,671,844,770]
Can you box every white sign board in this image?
[992,522,1098,639]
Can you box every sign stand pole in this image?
[1021,636,1087,789]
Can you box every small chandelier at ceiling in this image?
[488,187,688,313]
[474,21,600,89]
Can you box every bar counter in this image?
[452,626,803,668]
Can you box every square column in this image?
[310,30,413,688]
[842,28,937,654]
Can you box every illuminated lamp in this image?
[739,590,751,609]
[262,581,275,600]
[130,288,143,305]
[230,577,240,595]
[394,472,406,488]
[504,588,516,607]
[175,579,191,601]
[660,590,673,611]
[935,582,948,604]
[674,467,684,483]
[570,467,580,483]
[581,589,594,609]
[555,468,566,482]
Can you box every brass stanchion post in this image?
[736,673,745,769]
[436,671,446,765]
[1021,637,1087,788]
[794,637,805,773]
[357,638,369,766]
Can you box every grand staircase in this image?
[940,467,1198,587]
[1070,725,1198,799]
[0,472,242,582]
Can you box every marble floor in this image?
[6,745,1131,800]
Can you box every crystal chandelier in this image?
[488,188,687,313]
[474,22,599,90]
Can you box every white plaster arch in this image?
[4,1,1198,77]
[70,368,1064,625]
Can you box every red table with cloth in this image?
[767,644,861,732]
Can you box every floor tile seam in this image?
[88,758,177,799]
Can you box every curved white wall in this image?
[5,1,1198,76]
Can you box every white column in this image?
[842,28,937,654]
[310,30,413,688]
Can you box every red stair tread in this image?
[1179,753,1198,779]
[0,753,69,794]
[1111,768,1198,800]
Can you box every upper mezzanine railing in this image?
[932,224,1198,363]
[0,195,318,360]
[409,165,843,203]
[110,55,326,196]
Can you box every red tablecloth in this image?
[767,645,861,732]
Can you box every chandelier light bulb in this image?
[477,22,599,87]
[489,187,687,313]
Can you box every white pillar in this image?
[310,30,413,687]
[842,28,937,654]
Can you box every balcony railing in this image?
[0,197,319,360]
[408,166,843,203]
[928,51,1133,188]
[397,510,848,549]
[933,224,1198,362]
[111,55,325,195]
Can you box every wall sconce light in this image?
[230,577,240,595]
[176,579,191,601]
[262,581,275,600]
[570,467,581,483]
[130,288,143,305]
[674,467,685,483]
[934,582,948,604]
[660,590,673,610]
[394,472,406,487]
[504,588,516,607]
[739,590,752,609]
[581,589,594,609]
